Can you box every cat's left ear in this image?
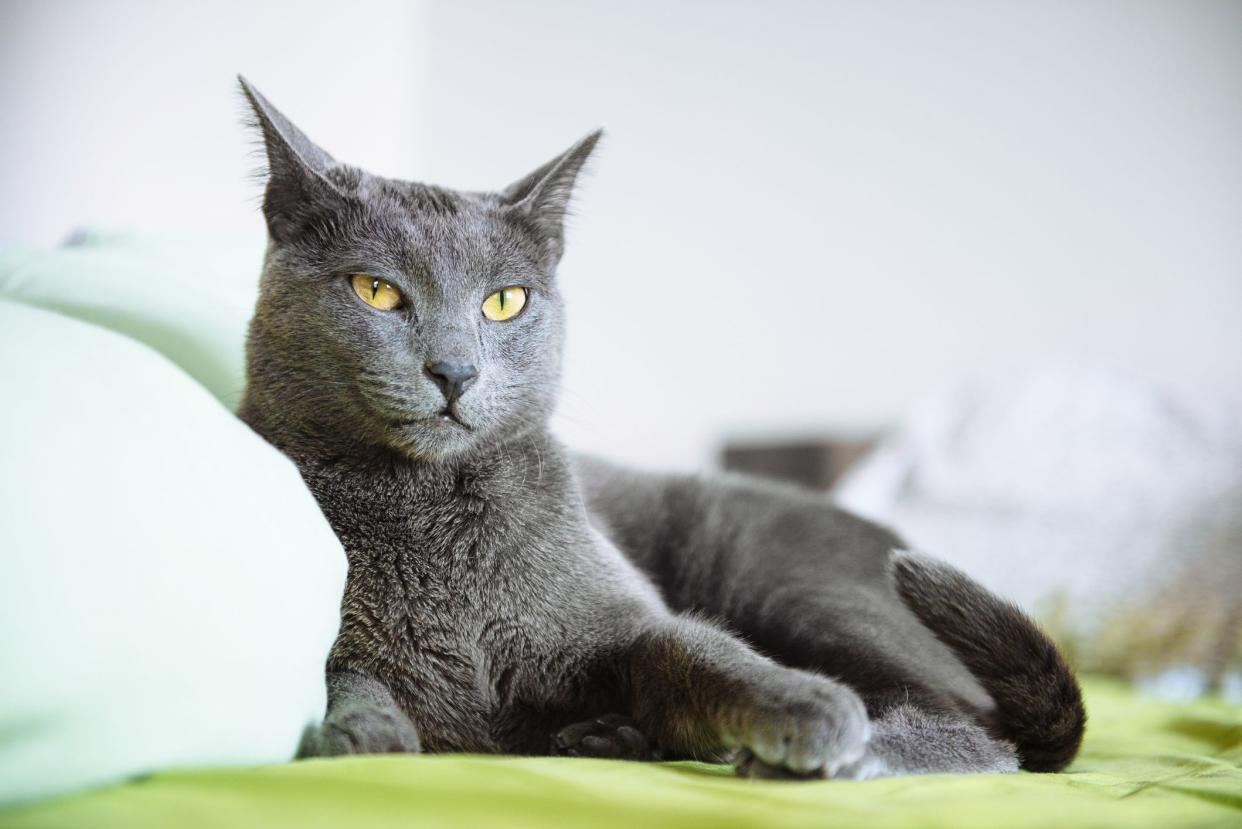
[500,130,602,258]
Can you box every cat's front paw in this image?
[298,699,422,757]
[726,673,870,779]
[554,713,661,760]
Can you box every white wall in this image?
[425,0,1242,469]
[3,1,1240,472]
[0,0,429,245]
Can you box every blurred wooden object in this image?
[720,437,878,491]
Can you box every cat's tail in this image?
[888,550,1086,772]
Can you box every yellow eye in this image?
[350,274,404,311]
[482,286,528,321]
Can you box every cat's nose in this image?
[424,360,478,403]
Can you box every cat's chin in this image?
[384,416,480,463]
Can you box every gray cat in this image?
[236,77,1084,779]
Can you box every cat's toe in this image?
[727,674,870,778]
[554,713,661,760]
[735,749,827,780]
[300,700,422,757]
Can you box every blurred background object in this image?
[830,365,1242,693]
[721,437,878,491]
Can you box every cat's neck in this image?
[302,429,567,491]
[296,428,581,571]
[242,394,567,497]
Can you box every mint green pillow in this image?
[0,231,263,409]
[0,300,345,806]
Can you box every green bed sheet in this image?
[2,678,1238,829]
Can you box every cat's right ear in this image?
[499,130,602,261]
[238,76,342,243]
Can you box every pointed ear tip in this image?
[237,76,264,112]
[573,128,604,160]
[236,77,278,118]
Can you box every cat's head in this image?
[237,77,598,462]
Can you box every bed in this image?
[2,678,1238,829]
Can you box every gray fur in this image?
[236,77,1084,778]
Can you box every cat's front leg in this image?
[297,671,421,757]
[626,616,870,777]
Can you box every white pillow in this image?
[0,300,345,806]
[0,231,263,408]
